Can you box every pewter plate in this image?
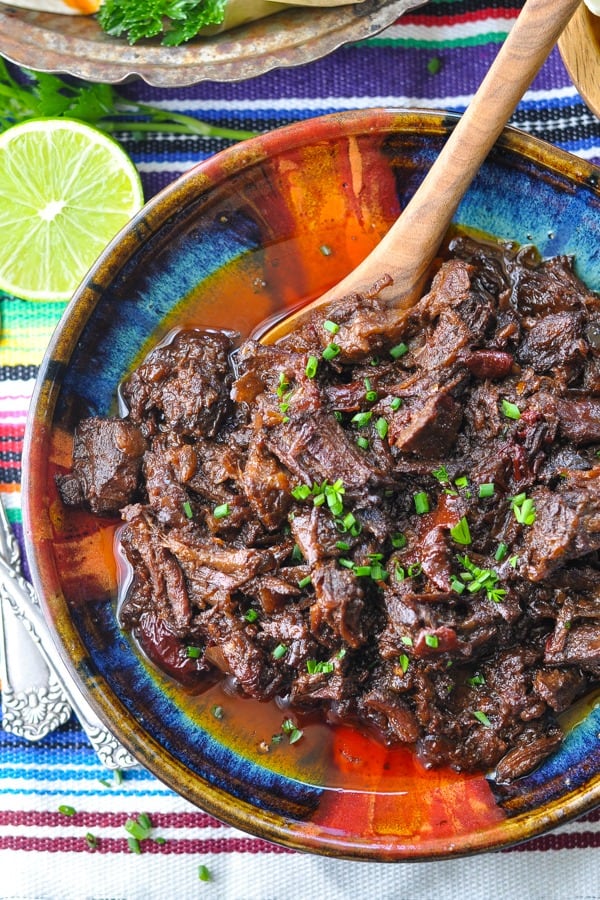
[0,0,425,87]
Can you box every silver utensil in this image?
[0,498,71,740]
[0,501,136,770]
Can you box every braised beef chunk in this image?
[56,417,147,515]
[57,239,600,782]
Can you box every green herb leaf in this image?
[501,398,521,420]
[473,710,492,727]
[450,516,472,545]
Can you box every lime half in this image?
[0,118,144,301]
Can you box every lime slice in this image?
[0,118,144,301]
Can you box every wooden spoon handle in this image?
[265,0,581,344]
[339,0,581,307]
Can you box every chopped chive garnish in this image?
[495,542,508,562]
[186,646,201,659]
[391,532,407,549]
[354,565,372,577]
[305,355,319,378]
[213,502,230,519]
[154,836,167,846]
[324,319,340,334]
[414,491,430,514]
[450,516,471,545]
[398,653,410,674]
[58,805,76,817]
[375,417,389,439]
[454,475,469,488]
[125,815,152,841]
[450,576,466,594]
[473,710,492,727]
[281,719,303,743]
[389,342,409,359]
[401,635,414,646]
[291,483,311,501]
[182,500,193,518]
[212,705,224,719]
[297,575,312,589]
[511,492,536,525]
[336,540,350,551]
[272,643,288,660]
[128,837,141,854]
[198,864,211,882]
[427,56,441,74]
[469,674,486,686]
[85,832,98,850]
[478,482,495,498]
[390,397,402,411]
[509,555,519,568]
[306,659,334,674]
[432,464,450,483]
[364,378,378,402]
[322,342,341,360]
[395,564,405,582]
[356,435,370,450]
[424,634,439,648]
[407,562,423,577]
[501,398,521,420]
[351,410,372,427]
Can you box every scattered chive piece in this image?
[391,532,407,549]
[291,543,303,563]
[394,564,405,582]
[450,516,472,545]
[323,319,340,334]
[432,464,450,483]
[322,342,341,360]
[320,244,333,256]
[390,397,402,411]
[305,355,319,378]
[125,815,153,841]
[356,435,370,450]
[154,836,167,846]
[450,576,466,594]
[501,398,521,420]
[407,562,423,577]
[198,864,211,882]
[281,719,303,743]
[454,475,469,488]
[186,646,201,659]
[213,502,230,519]
[114,769,124,786]
[389,342,408,359]
[182,500,193,518]
[85,832,98,850]
[291,483,311,501]
[375,417,389,440]
[414,491,430,514]
[365,391,378,403]
[427,56,441,74]
[495,542,508,562]
[336,540,350,551]
[306,659,334,674]
[212,705,224,719]
[351,410,372,427]
[425,634,439,648]
[469,675,486,686]
[511,493,537,525]
[509,555,519,568]
[339,557,354,569]
[354,565,372,577]
[127,837,141,854]
[398,653,410,674]
[272,643,288,660]
[473,710,492,727]
[58,805,76,817]
[401,635,414,646]
[244,608,258,623]
[478,482,495,498]
[298,575,312,589]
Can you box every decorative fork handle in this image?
[0,554,136,770]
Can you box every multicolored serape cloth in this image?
[1,2,600,898]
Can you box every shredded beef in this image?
[57,240,600,783]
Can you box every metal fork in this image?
[0,498,136,770]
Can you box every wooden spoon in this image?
[261,0,582,346]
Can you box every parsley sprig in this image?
[0,61,257,142]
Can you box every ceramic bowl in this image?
[23,109,600,860]
[0,0,423,86]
